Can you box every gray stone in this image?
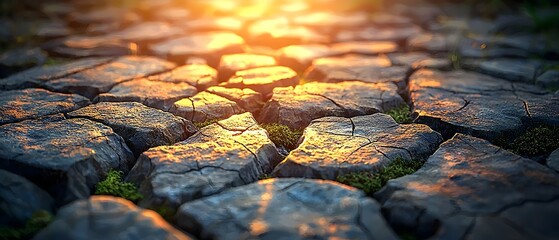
[70,7,140,26]
[293,11,369,29]
[375,134,559,239]
[170,91,244,123]
[410,69,558,140]
[331,41,399,55]
[176,178,398,240]
[206,86,264,113]
[34,196,192,240]
[277,44,342,72]
[0,47,46,77]
[148,64,218,90]
[371,13,412,27]
[336,26,422,44]
[0,115,134,203]
[36,21,72,39]
[68,102,196,157]
[0,88,90,125]
[247,18,329,48]
[96,78,198,111]
[0,169,54,226]
[537,70,559,90]
[387,52,452,70]
[150,32,245,65]
[221,66,299,96]
[408,33,449,52]
[458,38,532,59]
[462,58,542,83]
[126,113,282,210]
[259,81,405,129]
[548,148,559,172]
[106,21,184,45]
[42,36,134,58]
[218,53,277,82]
[273,114,442,179]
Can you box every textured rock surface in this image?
[376,134,559,239]
[34,196,192,240]
[222,66,299,96]
[0,88,90,125]
[206,86,264,113]
[536,70,559,90]
[0,47,46,77]
[259,81,405,129]
[218,53,277,82]
[176,178,398,240]
[273,114,442,179]
[148,64,217,90]
[150,32,245,65]
[0,115,134,203]
[127,113,282,210]
[277,44,341,72]
[410,69,559,140]
[0,169,54,226]
[548,148,559,172]
[96,78,198,111]
[331,41,399,55]
[336,26,422,43]
[462,58,542,83]
[68,102,196,156]
[170,91,244,122]
[42,36,134,58]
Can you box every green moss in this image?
[94,170,143,203]
[258,174,273,180]
[193,119,219,129]
[261,123,303,151]
[149,206,175,222]
[449,51,462,70]
[508,126,559,156]
[44,58,70,66]
[0,210,53,240]
[336,158,424,195]
[386,105,412,124]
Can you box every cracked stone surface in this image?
[387,52,452,70]
[277,44,341,72]
[68,102,197,156]
[375,134,559,239]
[42,36,134,58]
[0,115,135,203]
[548,148,559,172]
[176,178,398,240]
[1,56,176,99]
[206,86,264,113]
[35,196,192,240]
[462,58,542,83]
[170,91,244,123]
[221,66,299,96]
[95,78,198,111]
[0,169,54,226]
[147,64,218,90]
[150,32,245,65]
[0,88,90,125]
[410,69,559,140]
[273,114,443,179]
[217,53,277,82]
[259,81,405,129]
[303,55,409,89]
[126,113,282,210]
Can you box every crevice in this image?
[455,97,471,112]
[305,92,349,116]
[349,117,356,136]
[150,165,242,178]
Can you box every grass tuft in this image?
[261,123,303,151]
[386,105,412,124]
[0,210,53,240]
[336,158,424,195]
[95,170,143,203]
[193,119,219,129]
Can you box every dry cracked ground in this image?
[1,0,559,239]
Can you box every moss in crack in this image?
[336,158,424,195]
[507,125,559,156]
[148,206,175,222]
[95,170,143,203]
[0,210,53,240]
[193,119,219,129]
[261,123,303,151]
[386,105,412,124]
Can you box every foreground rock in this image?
[0,56,176,99]
[170,91,244,122]
[0,115,134,203]
[34,196,192,240]
[259,81,405,129]
[96,78,198,111]
[221,66,299,96]
[273,114,442,179]
[0,88,90,125]
[0,169,54,227]
[68,102,197,156]
[411,69,559,140]
[376,134,559,239]
[127,113,282,210]
[176,178,398,240]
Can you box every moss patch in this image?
[193,119,219,129]
[336,158,424,195]
[261,123,303,151]
[0,210,53,240]
[386,105,412,124]
[508,126,559,156]
[148,206,175,222]
[95,170,143,203]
